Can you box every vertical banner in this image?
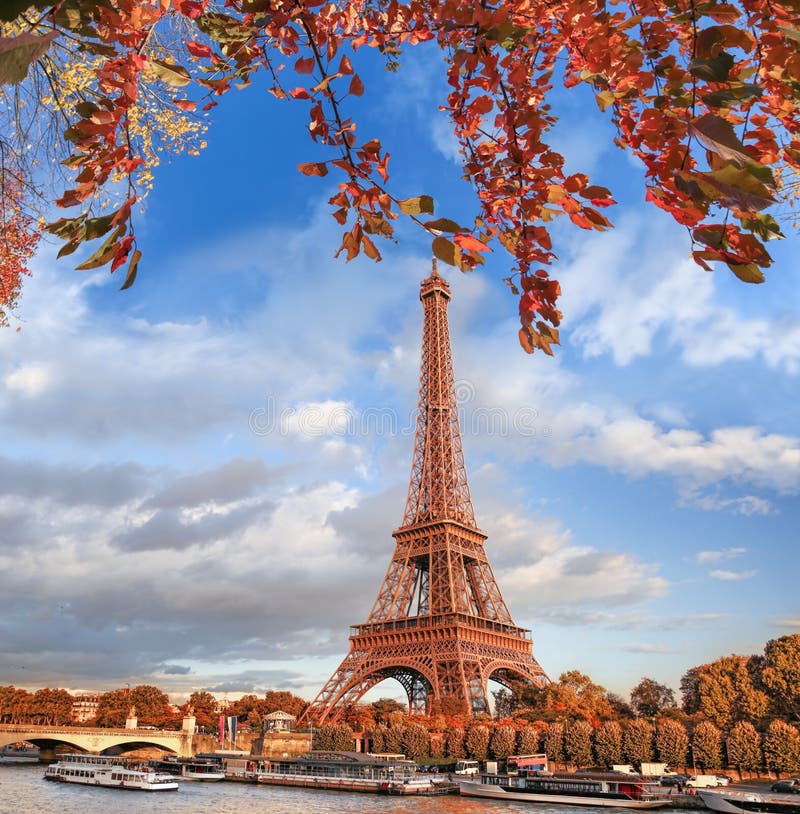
[218,714,225,744]
[230,715,237,745]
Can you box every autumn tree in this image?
[490,724,517,761]
[696,655,768,730]
[565,719,594,768]
[761,635,800,721]
[94,688,131,727]
[726,721,762,776]
[371,698,406,725]
[623,719,655,765]
[262,689,308,718]
[528,671,612,725]
[30,688,73,725]
[692,721,723,771]
[655,719,689,770]
[594,720,623,768]
[2,0,797,349]
[128,684,174,727]
[630,678,677,719]
[184,690,218,732]
[764,720,800,776]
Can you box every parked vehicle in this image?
[714,776,730,787]
[772,779,800,794]
[659,775,688,787]
[686,775,722,788]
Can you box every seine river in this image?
[0,764,691,814]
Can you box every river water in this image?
[0,764,690,814]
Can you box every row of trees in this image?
[0,683,308,732]
[315,715,800,776]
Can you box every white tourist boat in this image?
[43,753,179,791]
[698,789,800,814]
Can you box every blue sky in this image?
[1,42,798,707]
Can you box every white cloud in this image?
[697,547,747,564]
[557,214,800,372]
[709,569,758,581]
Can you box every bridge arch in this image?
[0,724,192,759]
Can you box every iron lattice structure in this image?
[300,264,548,725]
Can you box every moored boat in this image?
[180,761,226,781]
[698,789,800,814]
[257,750,450,795]
[0,743,40,763]
[148,755,226,781]
[43,753,179,791]
[459,756,671,809]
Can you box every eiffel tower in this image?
[300,263,548,724]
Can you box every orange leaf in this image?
[298,162,328,177]
[453,233,490,252]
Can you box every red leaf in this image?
[186,40,213,59]
[349,74,364,96]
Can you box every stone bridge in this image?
[0,723,194,760]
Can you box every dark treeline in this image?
[2,634,798,775]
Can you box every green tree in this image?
[493,688,518,720]
[692,721,723,771]
[697,656,768,730]
[630,678,677,718]
[726,721,762,776]
[655,719,689,770]
[371,723,388,754]
[517,725,542,756]
[594,720,623,767]
[761,635,800,720]
[623,719,655,765]
[402,723,430,762]
[466,724,491,760]
[446,727,465,759]
[383,721,405,754]
[681,667,706,715]
[764,720,800,776]
[545,722,566,766]
[565,719,594,768]
[314,723,354,751]
[490,725,517,761]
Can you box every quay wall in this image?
[192,731,312,758]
